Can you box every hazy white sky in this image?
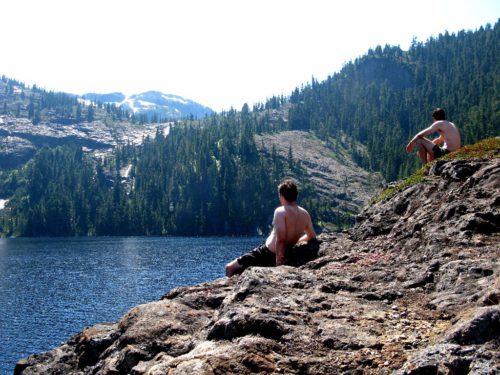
[1,0,498,111]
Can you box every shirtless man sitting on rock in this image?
[225,179,317,277]
[406,108,461,164]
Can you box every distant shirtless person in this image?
[225,179,316,277]
[406,108,461,164]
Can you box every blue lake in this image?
[0,236,262,374]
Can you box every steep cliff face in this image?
[0,115,170,167]
[255,131,383,219]
[16,156,499,374]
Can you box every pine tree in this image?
[86,105,94,122]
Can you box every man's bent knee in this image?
[225,263,233,277]
[225,259,242,277]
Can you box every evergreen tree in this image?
[86,105,94,122]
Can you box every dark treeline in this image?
[0,76,129,124]
[287,22,499,180]
[0,21,498,236]
[0,111,350,236]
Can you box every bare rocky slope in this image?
[255,130,384,220]
[15,156,499,374]
[0,115,170,168]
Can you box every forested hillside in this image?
[0,21,498,236]
[287,22,499,180]
[0,76,129,124]
[0,111,359,236]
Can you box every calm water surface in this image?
[0,236,262,374]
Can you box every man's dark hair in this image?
[432,108,446,121]
[278,179,298,202]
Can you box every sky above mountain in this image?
[1,0,498,112]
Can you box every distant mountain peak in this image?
[82,91,213,120]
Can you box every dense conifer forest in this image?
[287,22,499,179]
[0,21,498,236]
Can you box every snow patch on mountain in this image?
[135,100,156,109]
[0,199,8,210]
[161,94,188,105]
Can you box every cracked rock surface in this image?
[16,157,499,374]
[255,131,384,218]
[0,115,170,167]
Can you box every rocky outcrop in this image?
[0,135,36,168]
[16,157,499,374]
[255,131,384,216]
[0,115,170,167]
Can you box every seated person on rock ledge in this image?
[406,108,461,164]
[225,179,317,277]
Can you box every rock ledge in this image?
[16,157,499,374]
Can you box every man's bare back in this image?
[265,203,315,253]
[225,179,316,277]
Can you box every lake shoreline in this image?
[0,236,262,374]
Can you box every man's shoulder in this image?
[430,120,445,129]
[274,206,286,215]
[274,205,308,216]
[432,120,455,129]
[297,205,311,216]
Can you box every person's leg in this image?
[225,244,275,277]
[415,138,436,164]
[225,259,243,277]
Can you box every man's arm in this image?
[433,133,445,145]
[298,211,316,243]
[406,122,441,153]
[273,209,287,266]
